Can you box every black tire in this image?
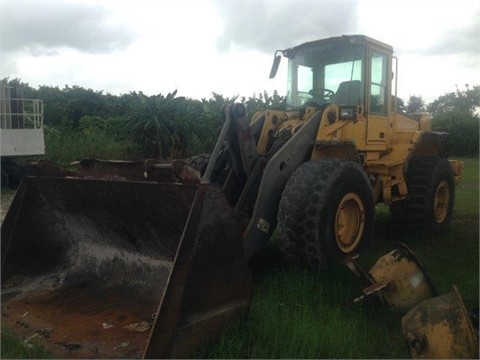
[185,153,211,176]
[185,149,231,184]
[277,159,375,268]
[390,156,455,231]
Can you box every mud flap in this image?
[1,177,252,358]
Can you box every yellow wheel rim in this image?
[434,181,450,223]
[335,192,365,253]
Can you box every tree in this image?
[392,95,406,112]
[1,77,33,93]
[427,84,480,118]
[243,90,286,116]
[127,91,211,159]
[428,84,480,156]
[431,111,479,156]
[406,95,426,113]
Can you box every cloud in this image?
[418,17,480,56]
[1,1,137,56]
[214,1,360,54]
[357,1,480,59]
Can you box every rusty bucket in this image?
[348,244,437,314]
[401,285,479,359]
[1,176,252,358]
[365,244,437,313]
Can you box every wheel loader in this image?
[1,35,463,358]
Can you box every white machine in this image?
[0,84,45,186]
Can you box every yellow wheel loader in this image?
[1,35,463,358]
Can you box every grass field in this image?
[195,156,479,358]
[1,327,54,359]
[1,157,478,359]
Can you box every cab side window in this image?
[370,52,388,114]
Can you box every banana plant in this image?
[127,91,210,159]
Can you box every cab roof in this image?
[283,35,394,58]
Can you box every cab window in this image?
[370,52,388,114]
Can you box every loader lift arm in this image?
[203,102,326,260]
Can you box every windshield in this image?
[286,42,365,109]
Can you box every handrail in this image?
[0,98,44,129]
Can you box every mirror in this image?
[269,51,282,79]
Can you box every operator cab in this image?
[270,35,394,115]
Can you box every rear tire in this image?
[277,159,375,268]
[390,156,455,231]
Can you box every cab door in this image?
[366,50,390,146]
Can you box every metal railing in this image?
[0,98,44,130]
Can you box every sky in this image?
[1,0,479,105]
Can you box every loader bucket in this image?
[1,176,252,358]
[401,285,479,359]
[347,244,437,313]
[367,244,437,313]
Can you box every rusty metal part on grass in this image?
[401,285,479,359]
[1,176,252,358]
[346,244,437,313]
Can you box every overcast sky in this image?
[1,0,479,104]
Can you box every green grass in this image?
[195,157,479,358]
[2,157,478,358]
[195,266,406,358]
[44,128,142,165]
[1,327,54,359]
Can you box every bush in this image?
[431,111,479,156]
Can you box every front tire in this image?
[390,156,455,231]
[277,159,375,268]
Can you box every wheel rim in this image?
[335,192,365,253]
[434,181,450,223]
